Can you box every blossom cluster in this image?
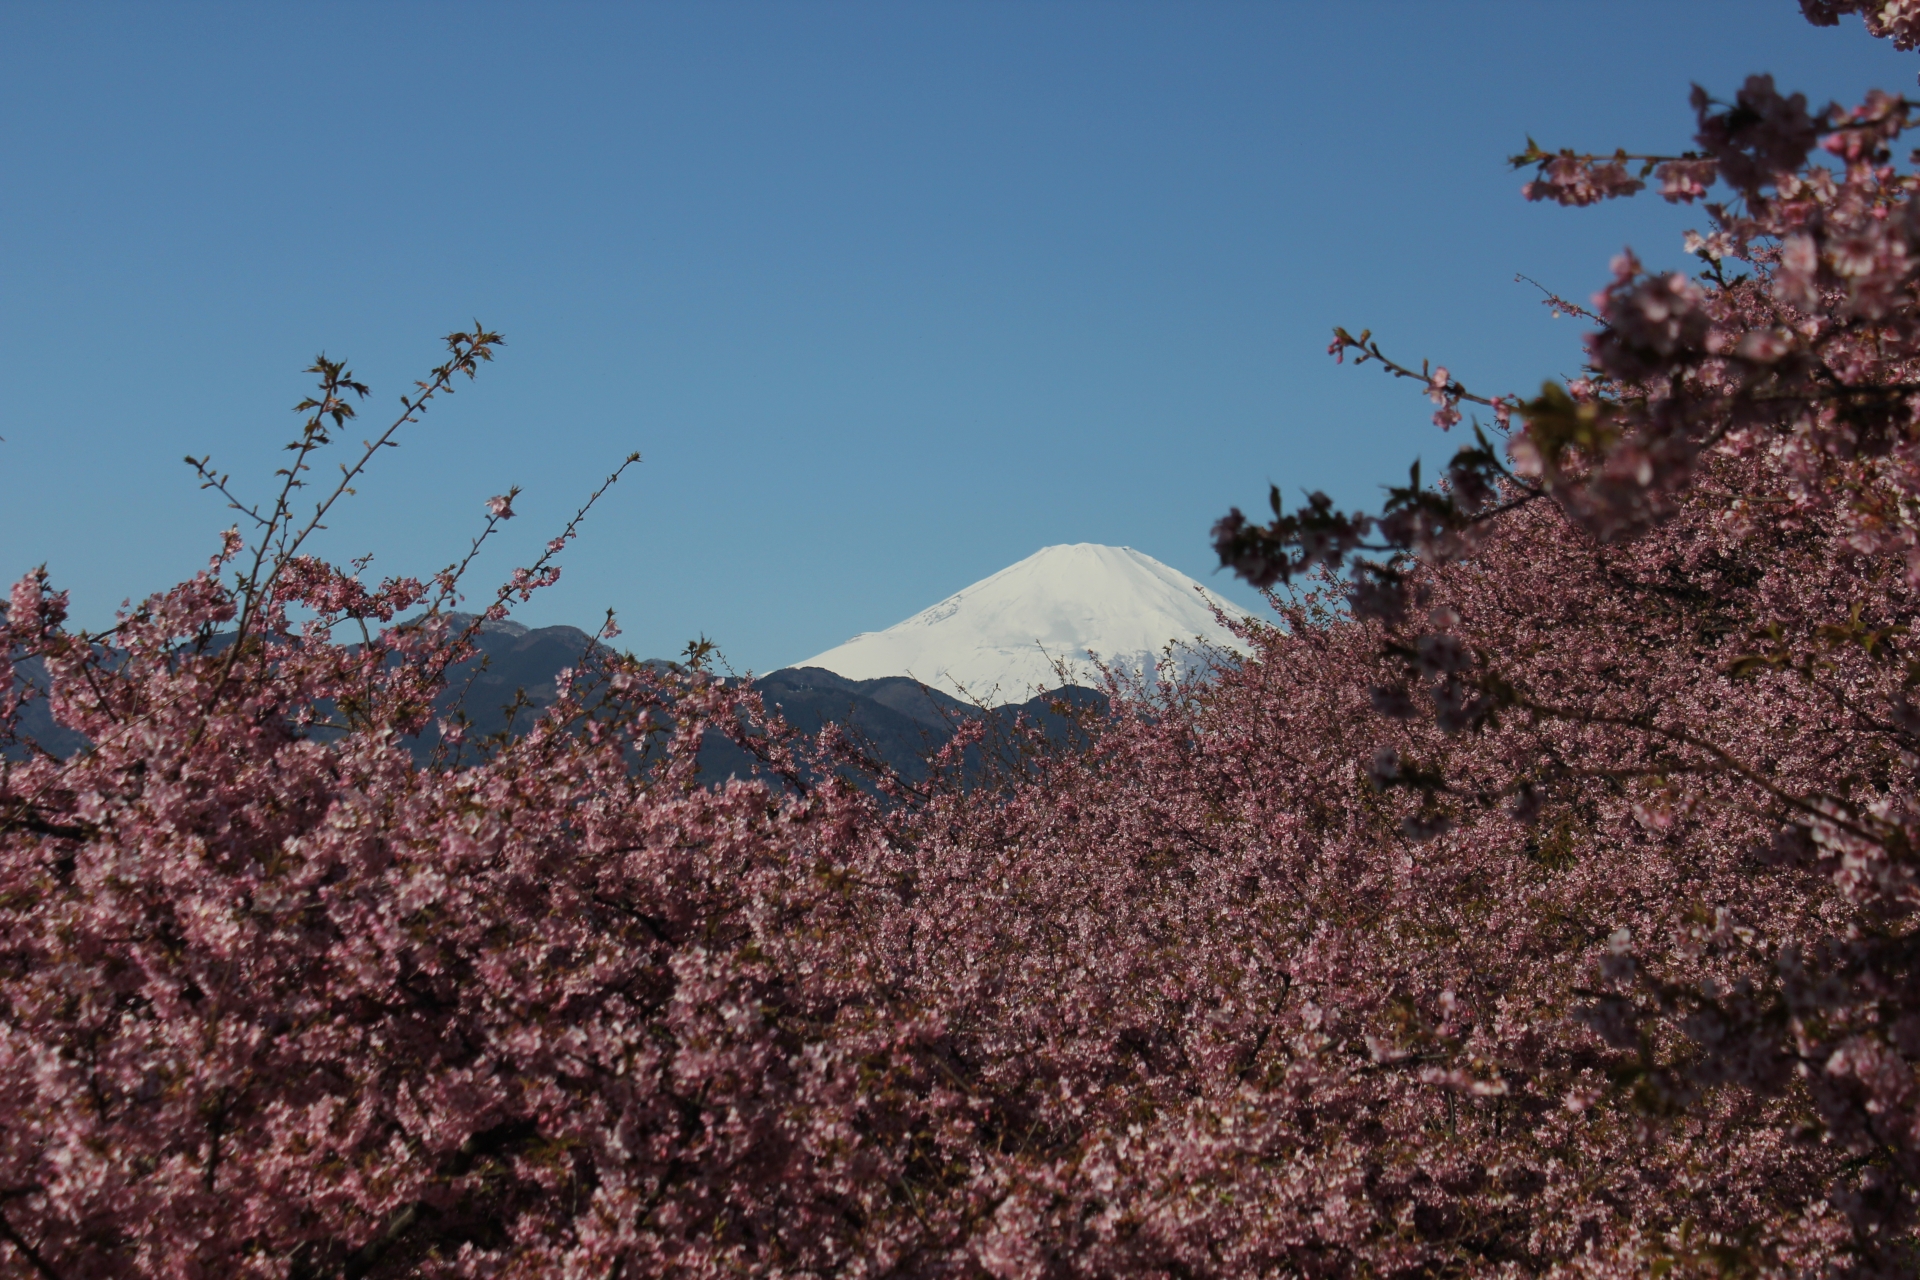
[9,478,1902,1276]
[1208,5,1920,1270]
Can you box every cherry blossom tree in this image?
[1207,2,1920,1270]
[13,4,1920,1276]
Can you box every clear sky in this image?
[2,3,1913,672]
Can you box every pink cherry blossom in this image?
[14,7,1920,1277]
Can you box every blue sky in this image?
[2,3,1913,671]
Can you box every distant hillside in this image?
[6,619,1109,783]
[423,619,1106,784]
[407,616,607,759]
[696,665,1105,786]
[6,656,89,759]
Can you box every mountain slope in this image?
[404,620,1105,784]
[794,544,1254,704]
[696,666,1105,786]
[6,620,1110,785]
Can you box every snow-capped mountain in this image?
[792,544,1256,705]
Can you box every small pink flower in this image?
[1508,432,1544,477]
[1655,158,1716,203]
[1830,232,1880,279]
[1780,233,1818,276]
[1736,328,1793,362]
[486,494,516,519]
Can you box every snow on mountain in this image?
[792,544,1257,705]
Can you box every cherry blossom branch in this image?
[193,327,503,729]
[442,451,640,647]
[256,327,502,620]
[424,489,522,619]
[0,800,93,841]
[1325,327,1514,415]
[0,1208,60,1280]
[1514,273,1603,324]
[183,458,271,528]
[1504,691,1889,847]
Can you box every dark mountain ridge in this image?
[8,619,1107,784]
[427,618,1106,784]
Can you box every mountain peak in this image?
[793,544,1254,704]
